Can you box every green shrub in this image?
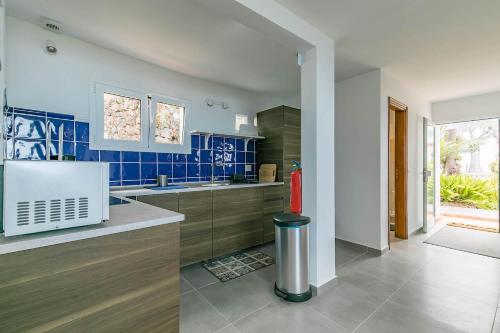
[440,174,498,210]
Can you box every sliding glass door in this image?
[423,117,436,232]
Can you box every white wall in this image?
[335,70,382,250]
[335,69,431,251]
[432,91,500,124]
[381,71,431,244]
[0,2,5,165]
[5,16,287,133]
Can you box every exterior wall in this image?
[432,91,500,124]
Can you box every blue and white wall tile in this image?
[3,107,257,186]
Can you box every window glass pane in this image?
[155,102,184,144]
[103,92,141,141]
[235,114,248,131]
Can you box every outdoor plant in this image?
[440,174,498,210]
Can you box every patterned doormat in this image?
[202,250,274,282]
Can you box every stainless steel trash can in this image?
[273,213,312,302]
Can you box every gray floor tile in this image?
[181,263,219,289]
[249,264,275,285]
[309,279,382,331]
[258,242,276,257]
[198,274,276,323]
[215,324,241,333]
[180,291,230,333]
[336,240,367,267]
[390,279,497,333]
[234,300,347,333]
[355,300,459,333]
[181,275,195,295]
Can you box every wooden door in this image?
[394,105,408,239]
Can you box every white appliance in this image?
[3,161,109,237]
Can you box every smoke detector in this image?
[42,18,63,34]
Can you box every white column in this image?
[301,45,336,291]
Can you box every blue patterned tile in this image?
[158,163,173,177]
[171,178,187,183]
[14,139,46,160]
[110,181,121,187]
[75,142,99,161]
[5,137,14,159]
[75,121,89,142]
[191,134,200,149]
[236,164,245,175]
[214,164,224,177]
[122,163,140,180]
[236,151,245,163]
[48,118,74,141]
[121,151,139,162]
[214,150,224,165]
[4,112,13,136]
[141,163,158,179]
[245,165,254,176]
[141,152,157,163]
[14,107,46,117]
[100,150,121,162]
[158,153,172,163]
[212,136,224,150]
[224,151,235,163]
[200,150,212,164]
[109,163,121,181]
[14,114,46,139]
[122,180,141,186]
[187,163,200,177]
[47,112,74,120]
[245,152,255,163]
[236,139,245,151]
[224,138,235,151]
[142,179,157,185]
[188,177,201,182]
[200,164,212,179]
[187,149,200,163]
[173,163,186,178]
[225,163,235,176]
[49,141,75,158]
[173,153,186,163]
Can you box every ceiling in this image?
[5,0,300,98]
[276,0,500,102]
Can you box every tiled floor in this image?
[180,232,500,333]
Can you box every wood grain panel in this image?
[0,224,180,333]
[178,191,213,266]
[263,186,284,242]
[137,193,179,212]
[212,188,263,257]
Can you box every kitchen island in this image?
[0,198,184,333]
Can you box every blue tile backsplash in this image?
[4,107,257,185]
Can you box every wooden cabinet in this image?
[0,224,180,333]
[178,191,213,266]
[263,185,284,242]
[136,193,179,212]
[212,188,263,257]
[257,105,300,212]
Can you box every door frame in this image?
[388,97,408,241]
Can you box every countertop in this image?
[0,197,185,255]
[110,181,285,197]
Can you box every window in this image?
[235,114,249,132]
[91,83,190,153]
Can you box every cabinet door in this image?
[263,186,284,242]
[136,193,179,212]
[178,191,213,266]
[213,188,263,257]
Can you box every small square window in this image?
[235,114,248,131]
[155,102,185,144]
[103,93,142,142]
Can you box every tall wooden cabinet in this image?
[257,105,301,213]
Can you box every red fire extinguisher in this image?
[290,160,302,214]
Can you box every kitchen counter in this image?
[0,197,185,255]
[111,181,284,197]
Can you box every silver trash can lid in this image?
[273,213,310,228]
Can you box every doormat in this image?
[447,221,498,233]
[202,250,274,282]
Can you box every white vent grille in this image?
[79,198,89,219]
[16,202,30,226]
[65,198,76,221]
[34,201,47,224]
[50,199,62,222]
[42,18,63,34]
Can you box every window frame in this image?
[149,94,191,154]
[90,82,191,153]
